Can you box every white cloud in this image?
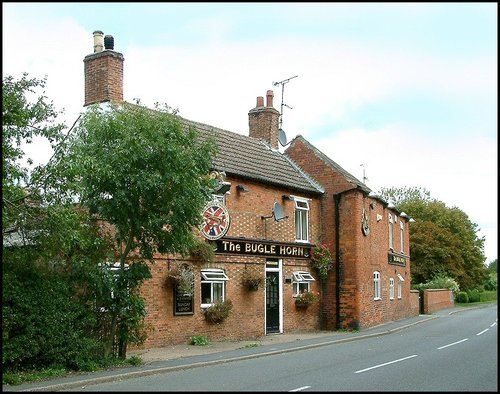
[3,5,496,264]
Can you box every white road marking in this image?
[437,338,468,349]
[289,386,311,391]
[355,354,418,374]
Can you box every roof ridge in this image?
[291,135,371,194]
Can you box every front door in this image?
[266,268,280,333]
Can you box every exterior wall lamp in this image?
[217,182,231,195]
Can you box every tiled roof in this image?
[181,118,324,195]
[288,135,372,194]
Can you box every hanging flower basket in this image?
[241,269,264,291]
[203,299,233,323]
[167,263,194,295]
[294,291,319,309]
[311,244,334,281]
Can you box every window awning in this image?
[292,271,315,282]
[201,268,229,281]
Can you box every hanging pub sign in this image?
[200,201,230,241]
[216,237,311,259]
[388,251,408,266]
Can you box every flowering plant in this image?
[241,269,264,291]
[311,244,334,281]
[294,290,320,307]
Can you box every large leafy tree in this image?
[2,74,114,371]
[2,73,64,230]
[380,186,487,291]
[43,101,218,357]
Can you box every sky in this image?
[2,2,497,264]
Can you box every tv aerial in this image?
[272,75,298,146]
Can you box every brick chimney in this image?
[248,90,280,149]
[83,30,124,107]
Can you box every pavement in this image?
[2,306,481,392]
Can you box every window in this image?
[97,262,129,312]
[373,271,381,300]
[292,271,315,295]
[294,197,309,242]
[389,277,395,300]
[388,214,394,250]
[201,268,229,307]
[397,273,404,299]
[400,221,405,253]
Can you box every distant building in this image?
[82,31,418,348]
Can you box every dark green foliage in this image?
[479,291,497,302]
[483,273,497,291]
[466,289,481,303]
[190,335,209,346]
[2,257,100,372]
[379,186,488,292]
[486,259,497,273]
[456,292,469,303]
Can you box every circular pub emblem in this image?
[200,201,230,240]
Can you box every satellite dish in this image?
[272,202,287,221]
[278,128,288,146]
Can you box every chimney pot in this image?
[104,35,114,50]
[266,90,274,107]
[256,96,264,107]
[93,30,104,53]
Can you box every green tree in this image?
[2,74,113,372]
[487,258,497,273]
[379,186,487,291]
[2,73,64,230]
[43,101,217,357]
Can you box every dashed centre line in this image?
[355,354,418,374]
[437,338,468,350]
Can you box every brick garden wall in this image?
[423,289,455,314]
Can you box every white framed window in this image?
[292,270,315,296]
[373,271,381,300]
[400,221,405,253]
[388,214,394,250]
[201,268,229,308]
[294,197,309,242]
[97,262,129,312]
[397,273,404,299]
[389,277,395,300]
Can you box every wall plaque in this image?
[174,287,194,315]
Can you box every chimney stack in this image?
[84,31,124,107]
[248,90,280,149]
[93,30,104,53]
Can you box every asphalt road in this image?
[4,304,496,392]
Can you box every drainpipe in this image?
[334,193,341,329]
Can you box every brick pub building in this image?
[84,31,418,349]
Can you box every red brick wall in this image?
[410,290,420,315]
[423,289,455,314]
[285,137,417,331]
[343,190,415,329]
[130,176,323,349]
[84,51,124,106]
